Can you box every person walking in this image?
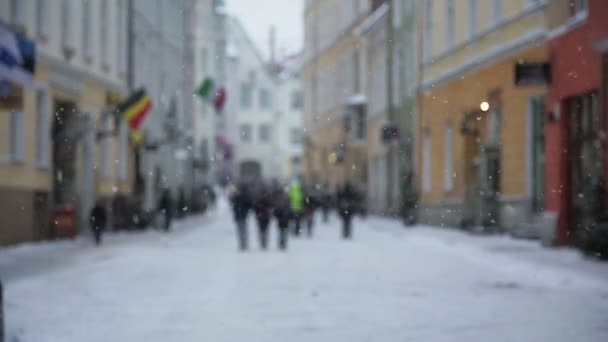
[304,187,318,237]
[288,181,304,236]
[231,183,253,251]
[321,191,332,223]
[253,184,273,250]
[89,201,107,245]
[337,183,358,239]
[273,191,291,251]
[158,189,173,231]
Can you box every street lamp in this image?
[480,101,490,112]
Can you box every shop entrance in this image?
[566,92,604,242]
[52,100,79,205]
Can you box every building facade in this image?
[303,0,370,193]
[192,0,227,186]
[389,0,419,218]
[359,2,389,213]
[544,0,608,245]
[275,56,304,182]
[225,17,281,183]
[416,0,549,232]
[131,0,193,212]
[0,0,131,245]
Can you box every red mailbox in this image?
[51,204,77,239]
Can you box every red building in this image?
[545,0,608,245]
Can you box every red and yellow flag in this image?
[118,89,152,130]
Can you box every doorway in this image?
[52,100,79,205]
[529,96,545,213]
[567,92,603,240]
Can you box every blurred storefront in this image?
[0,1,131,245]
[545,0,608,246]
[417,0,548,232]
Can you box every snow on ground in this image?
[2,201,608,342]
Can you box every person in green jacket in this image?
[289,181,304,236]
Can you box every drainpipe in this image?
[386,0,396,213]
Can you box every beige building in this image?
[303,0,370,192]
[0,0,132,245]
[416,0,549,231]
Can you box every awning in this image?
[345,93,367,106]
[0,24,36,88]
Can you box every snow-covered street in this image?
[2,201,608,342]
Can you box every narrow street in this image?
[2,200,608,342]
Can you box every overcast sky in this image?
[227,0,303,60]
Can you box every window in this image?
[10,0,25,27]
[570,0,588,16]
[118,121,128,181]
[392,0,401,28]
[215,41,224,71]
[444,123,454,192]
[259,89,272,110]
[10,111,24,163]
[392,47,402,107]
[290,128,302,145]
[36,0,50,39]
[240,124,252,142]
[259,124,271,143]
[468,0,478,39]
[240,83,253,109]
[423,0,433,61]
[100,0,110,67]
[487,107,501,145]
[102,115,112,179]
[36,89,51,168]
[352,108,366,141]
[291,91,302,110]
[83,0,93,60]
[200,48,208,74]
[61,0,75,51]
[492,0,502,25]
[446,0,455,49]
[526,0,541,6]
[422,130,432,193]
[117,0,127,73]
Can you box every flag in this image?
[213,87,226,111]
[118,89,152,130]
[0,24,36,88]
[196,78,215,99]
[130,130,144,145]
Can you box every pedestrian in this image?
[253,183,273,250]
[158,189,173,231]
[337,183,358,239]
[321,191,331,223]
[288,181,304,236]
[89,201,107,246]
[273,191,291,251]
[231,183,252,251]
[304,187,318,237]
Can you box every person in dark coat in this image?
[158,189,173,231]
[273,191,291,251]
[231,183,253,251]
[90,202,107,245]
[337,183,358,239]
[304,188,318,238]
[321,191,332,223]
[253,184,273,250]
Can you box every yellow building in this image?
[303,0,370,192]
[416,0,549,232]
[0,1,133,245]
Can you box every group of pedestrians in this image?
[229,180,361,251]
